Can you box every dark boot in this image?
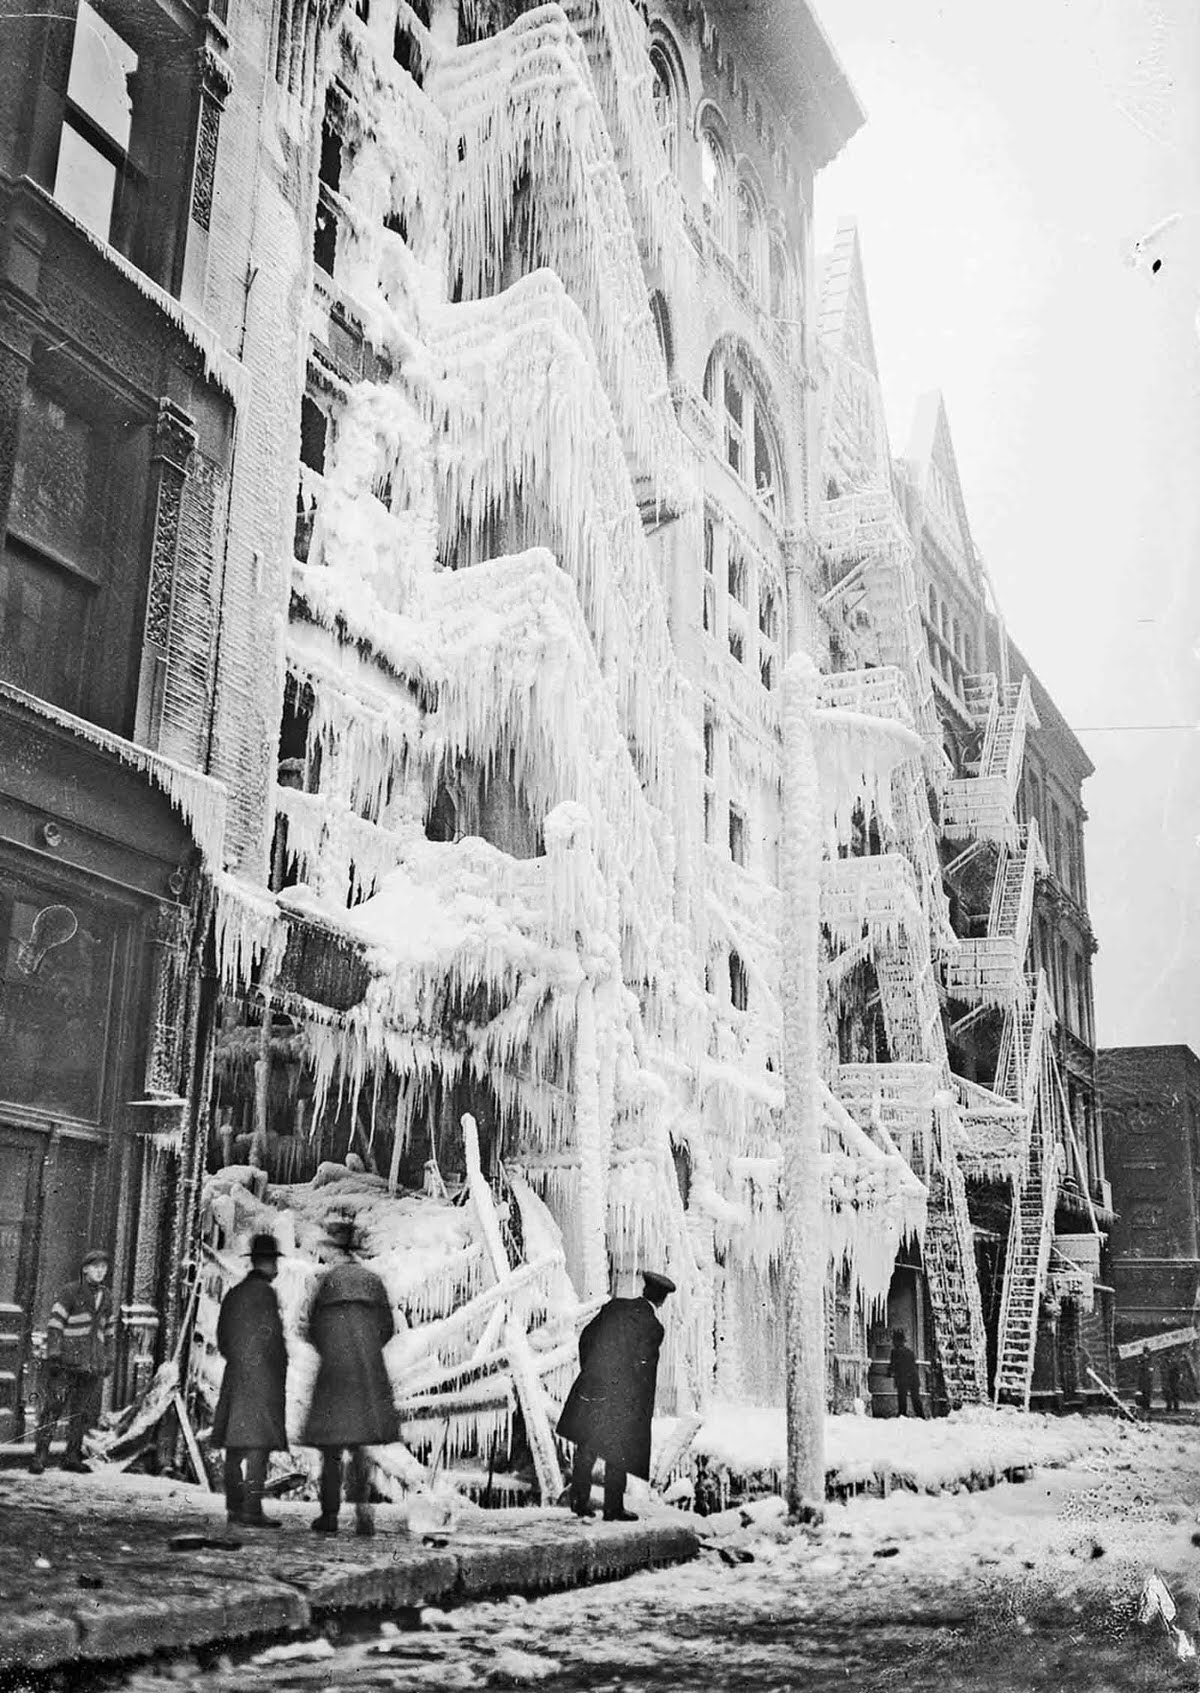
[602,1462,633,1522]
[569,1446,597,1517]
[312,1449,341,1532]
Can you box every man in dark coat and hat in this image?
[888,1328,924,1418]
[212,1232,288,1528]
[557,1270,675,1522]
[302,1216,398,1536]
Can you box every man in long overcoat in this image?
[211,1232,288,1528]
[301,1216,398,1536]
[557,1270,675,1522]
[889,1328,924,1418]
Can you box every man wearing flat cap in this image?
[31,1245,114,1475]
[212,1232,288,1528]
[557,1270,676,1522]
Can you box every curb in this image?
[0,1519,701,1675]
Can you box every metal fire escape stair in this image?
[922,1158,990,1406]
[992,974,1062,1408]
[944,820,1040,1012]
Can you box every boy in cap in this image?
[557,1269,675,1522]
[32,1247,114,1475]
[212,1232,289,1528]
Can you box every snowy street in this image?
[113,1416,1200,1693]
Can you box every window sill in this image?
[5,528,104,589]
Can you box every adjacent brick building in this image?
[1100,1045,1200,1394]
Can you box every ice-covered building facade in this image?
[206,0,940,1439]
[0,0,1108,1472]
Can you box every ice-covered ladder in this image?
[992,974,1061,1408]
[922,1158,989,1406]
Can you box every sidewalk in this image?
[0,1468,698,1676]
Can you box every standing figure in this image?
[302,1217,398,1537]
[557,1271,676,1523]
[211,1232,288,1529]
[32,1247,115,1474]
[1164,1355,1183,1414]
[889,1328,925,1418]
[1138,1344,1154,1415]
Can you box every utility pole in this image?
[780,652,826,1522]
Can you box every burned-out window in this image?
[729,950,748,1011]
[313,103,343,274]
[295,392,329,562]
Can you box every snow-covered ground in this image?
[114,1414,1200,1691]
[667,1401,1128,1495]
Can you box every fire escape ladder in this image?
[992,972,1061,1408]
[923,1155,989,1406]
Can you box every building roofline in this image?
[707,0,867,173]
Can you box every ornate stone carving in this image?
[143,901,191,1097]
[191,50,232,232]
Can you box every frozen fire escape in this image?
[813,245,990,1403]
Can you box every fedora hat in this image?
[247,1232,282,1260]
[642,1270,676,1300]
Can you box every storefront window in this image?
[0,871,119,1122]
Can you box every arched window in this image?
[704,342,782,515]
[649,46,679,174]
[700,127,731,250]
[736,179,764,296]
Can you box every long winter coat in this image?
[556,1297,664,1479]
[301,1263,399,1448]
[889,1342,919,1390]
[210,1270,288,1451]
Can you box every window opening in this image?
[727,549,748,605]
[649,47,677,173]
[723,370,744,477]
[700,128,729,248]
[736,181,762,295]
[728,805,746,866]
[729,950,748,1011]
[52,1,137,246]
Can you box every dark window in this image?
[702,577,715,634]
[703,516,714,575]
[393,0,428,83]
[703,715,714,777]
[2,368,148,732]
[314,109,343,273]
[729,806,746,866]
[295,394,328,561]
[299,395,328,473]
[728,626,744,664]
[33,0,199,293]
[729,950,748,1010]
